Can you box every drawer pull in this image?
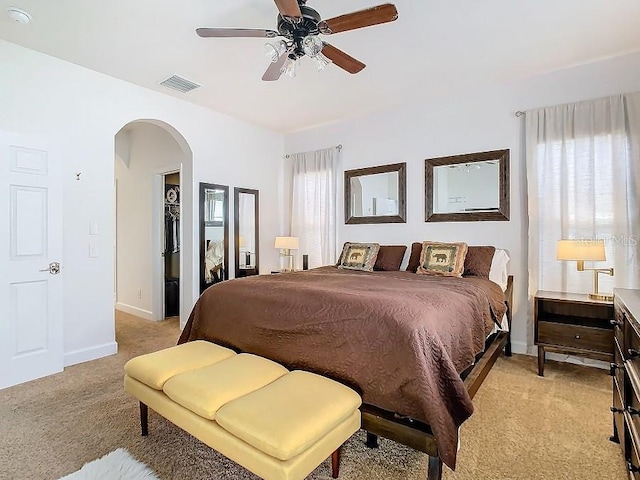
[610,363,624,376]
[628,462,640,473]
[610,319,623,327]
[629,349,640,358]
[611,406,625,414]
[574,334,580,339]
[627,406,640,416]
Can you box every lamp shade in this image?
[275,236,299,250]
[557,239,606,261]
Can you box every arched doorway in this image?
[114,120,194,327]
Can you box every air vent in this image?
[159,75,202,93]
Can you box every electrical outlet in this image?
[137,288,142,299]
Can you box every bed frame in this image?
[359,275,514,480]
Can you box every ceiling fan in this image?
[196,0,398,81]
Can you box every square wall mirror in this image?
[425,149,510,222]
[345,162,406,224]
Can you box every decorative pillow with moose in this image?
[417,241,468,277]
[337,242,380,272]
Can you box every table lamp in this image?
[275,236,298,272]
[556,239,614,301]
[239,236,251,267]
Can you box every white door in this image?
[0,132,63,389]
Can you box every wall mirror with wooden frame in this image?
[199,183,229,294]
[344,162,406,224]
[425,149,510,222]
[234,187,259,278]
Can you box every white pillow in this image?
[489,249,510,291]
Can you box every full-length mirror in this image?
[425,149,510,222]
[344,162,406,224]
[234,188,259,278]
[199,183,229,293]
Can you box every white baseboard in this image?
[510,340,529,355]
[64,341,118,367]
[116,302,154,321]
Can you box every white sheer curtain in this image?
[289,147,338,268]
[526,93,640,301]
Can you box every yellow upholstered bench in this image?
[124,341,361,480]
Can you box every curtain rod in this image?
[284,144,342,159]
[515,111,525,117]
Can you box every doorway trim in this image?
[153,166,182,321]
[114,119,194,328]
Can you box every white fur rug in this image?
[59,448,160,480]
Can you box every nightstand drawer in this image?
[537,321,613,353]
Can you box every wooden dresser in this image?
[612,289,640,477]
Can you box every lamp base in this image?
[589,292,614,302]
[279,253,294,273]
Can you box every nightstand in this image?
[237,267,258,278]
[534,290,614,376]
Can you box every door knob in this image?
[39,262,60,275]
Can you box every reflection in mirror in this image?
[350,171,399,217]
[425,149,509,222]
[433,160,499,213]
[345,163,406,224]
[234,188,259,278]
[199,183,228,294]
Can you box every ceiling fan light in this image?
[265,40,288,63]
[314,52,332,71]
[281,57,298,78]
[265,43,279,63]
[302,35,323,58]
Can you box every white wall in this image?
[0,40,283,367]
[284,51,640,355]
[115,122,187,319]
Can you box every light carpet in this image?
[59,448,159,480]
[0,310,628,480]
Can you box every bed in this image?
[178,259,512,479]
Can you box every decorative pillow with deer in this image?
[337,242,380,272]
[417,242,468,277]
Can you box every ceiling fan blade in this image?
[196,28,279,38]
[262,54,289,82]
[322,43,366,74]
[273,0,302,19]
[321,4,398,35]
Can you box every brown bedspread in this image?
[178,267,507,469]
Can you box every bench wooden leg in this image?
[140,402,148,436]
[331,447,341,478]
[427,456,442,480]
[365,432,379,448]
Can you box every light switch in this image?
[89,221,99,235]
[89,244,99,258]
